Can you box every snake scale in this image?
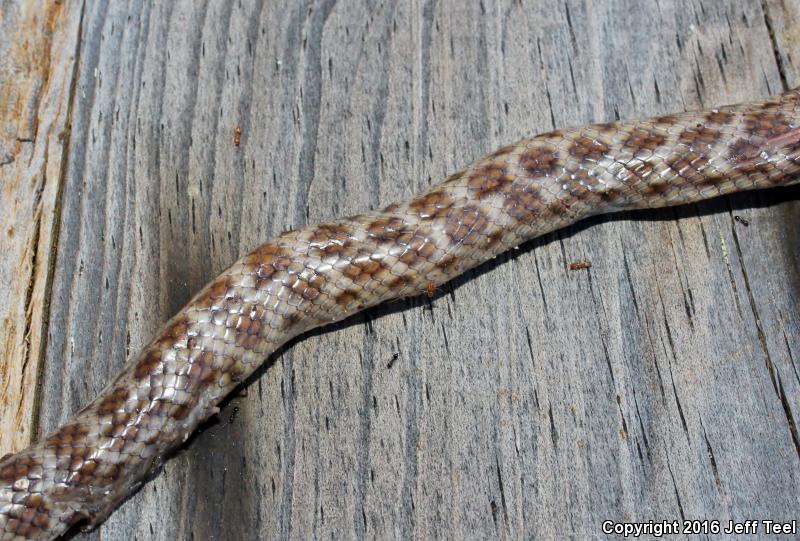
[2,89,800,540]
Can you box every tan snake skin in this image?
[2,90,800,540]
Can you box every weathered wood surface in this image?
[1,0,799,539]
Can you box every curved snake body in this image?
[2,90,800,540]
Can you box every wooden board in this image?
[1,0,798,539]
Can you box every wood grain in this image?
[0,0,82,456]
[1,0,798,539]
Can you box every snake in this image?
[1,88,800,540]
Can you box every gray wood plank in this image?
[0,0,84,455]
[0,1,798,540]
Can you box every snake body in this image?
[2,90,800,540]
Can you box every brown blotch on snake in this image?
[467,163,516,199]
[95,387,131,416]
[194,275,234,309]
[384,273,411,291]
[744,111,793,138]
[342,257,382,284]
[653,113,680,125]
[246,241,283,261]
[133,350,162,379]
[705,110,734,125]
[232,305,265,347]
[367,216,408,241]
[729,139,764,167]
[408,190,453,219]
[45,423,89,447]
[503,186,544,222]
[281,312,303,332]
[677,125,723,148]
[519,144,560,176]
[334,288,362,308]
[444,205,490,245]
[665,150,712,182]
[186,351,218,386]
[434,253,460,274]
[298,275,324,302]
[309,223,353,249]
[403,235,437,261]
[569,135,610,161]
[622,127,668,153]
